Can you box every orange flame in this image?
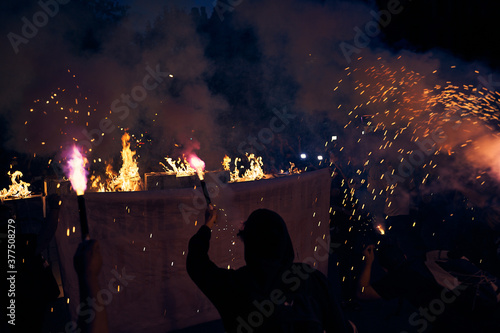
[89,132,142,192]
[112,132,142,191]
[67,145,87,195]
[222,155,231,171]
[90,174,106,192]
[288,162,301,175]
[161,156,197,177]
[187,153,205,180]
[229,153,265,182]
[0,171,31,199]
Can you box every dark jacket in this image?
[187,221,351,333]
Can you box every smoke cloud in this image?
[1,0,499,195]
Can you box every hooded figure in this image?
[187,207,353,333]
[238,209,295,291]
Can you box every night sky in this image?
[0,0,499,196]
[0,0,499,173]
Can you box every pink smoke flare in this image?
[187,153,205,180]
[66,145,88,195]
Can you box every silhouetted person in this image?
[1,195,61,333]
[357,243,500,332]
[2,196,109,333]
[187,205,354,333]
[74,239,109,333]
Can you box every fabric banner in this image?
[55,168,331,332]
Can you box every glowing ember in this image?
[0,171,31,199]
[66,145,88,195]
[375,224,385,235]
[187,153,205,180]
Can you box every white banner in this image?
[55,169,331,332]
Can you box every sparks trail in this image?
[324,56,500,299]
[324,56,500,280]
[332,56,500,189]
[23,69,102,153]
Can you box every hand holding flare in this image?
[187,153,211,206]
[66,146,90,241]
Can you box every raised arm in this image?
[186,205,229,299]
[356,245,381,300]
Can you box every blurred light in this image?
[317,155,323,161]
[331,135,338,141]
[362,131,365,135]
[300,153,307,159]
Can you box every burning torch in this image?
[66,146,90,241]
[188,154,211,206]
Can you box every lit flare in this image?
[187,153,206,180]
[67,145,87,195]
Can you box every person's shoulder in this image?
[232,265,256,283]
[290,262,329,284]
[285,264,334,306]
[291,262,321,272]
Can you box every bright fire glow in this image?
[288,162,301,175]
[187,153,205,180]
[0,171,32,199]
[375,224,385,235]
[90,132,142,192]
[90,174,106,192]
[229,153,265,182]
[90,163,115,192]
[67,145,87,195]
[160,156,198,177]
[112,132,142,191]
[222,155,231,171]
[162,153,268,183]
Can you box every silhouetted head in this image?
[238,209,294,269]
[377,241,407,271]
